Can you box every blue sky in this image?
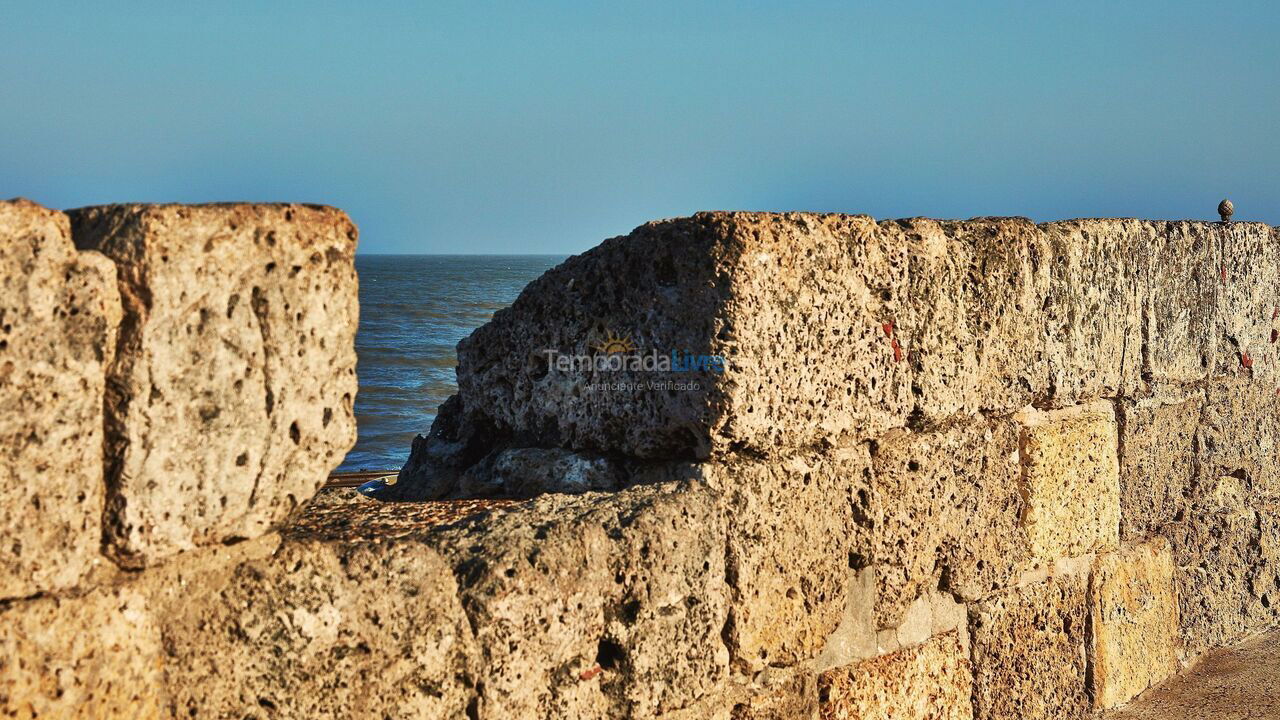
[3,1,1278,254]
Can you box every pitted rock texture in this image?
[1041,219,1144,401]
[426,480,728,719]
[704,449,873,672]
[441,213,1275,464]
[1116,391,1201,541]
[68,203,358,566]
[970,575,1091,720]
[0,583,163,718]
[1165,474,1269,657]
[0,199,120,599]
[816,631,973,720]
[1089,539,1179,709]
[162,538,476,719]
[871,418,1026,628]
[1017,402,1120,560]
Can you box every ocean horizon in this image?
[339,253,566,472]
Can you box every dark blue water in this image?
[339,255,565,472]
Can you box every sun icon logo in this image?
[592,330,636,355]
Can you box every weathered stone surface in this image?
[706,449,873,671]
[451,214,1066,462]
[1165,474,1263,657]
[878,217,1050,423]
[971,575,1090,720]
[1116,391,1201,541]
[1018,402,1120,560]
[161,538,476,719]
[427,480,728,719]
[388,214,1280,502]
[1040,220,1144,402]
[68,203,359,567]
[1197,378,1280,499]
[1142,222,1218,385]
[817,631,973,720]
[872,419,1026,627]
[1212,223,1280,386]
[0,584,163,718]
[1090,539,1179,709]
[461,446,622,497]
[0,199,120,599]
[730,667,818,720]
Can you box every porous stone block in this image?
[883,217,1051,422]
[454,214,1061,461]
[1164,478,1261,657]
[0,584,163,718]
[970,576,1090,720]
[817,631,973,720]
[161,538,476,719]
[1142,222,1218,384]
[1089,539,1179,709]
[1017,402,1120,560]
[68,203,359,567]
[1212,223,1280,385]
[437,215,1280,467]
[1116,392,1201,541]
[705,449,873,671]
[1197,378,1280,498]
[1040,220,1145,402]
[427,480,728,719]
[0,199,121,599]
[872,419,1026,627]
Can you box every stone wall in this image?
[0,200,360,716]
[2,205,1278,718]
[390,213,1280,718]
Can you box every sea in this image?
[337,255,566,473]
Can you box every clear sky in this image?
[3,1,1278,254]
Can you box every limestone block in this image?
[872,419,1026,627]
[1143,222,1218,384]
[454,214,1057,461]
[1039,220,1145,402]
[426,481,728,719]
[816,631,973,720]
[1212,222,1280,385]
[161,538,476,719]
[970,576,1090,720]
[1197,378,1280,498]
[0,584,163,718]
[706,448,873,671]
[878,217,1050,422]
[1116,392,1202,541]
[1164,486,1260,656]
[1089,539,1179,709]
[440,215,1279,464]
[1017,402,1120,560]
[67,203,359,567]
[0,199,121,599]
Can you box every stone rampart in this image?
[3,205,1278,718]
